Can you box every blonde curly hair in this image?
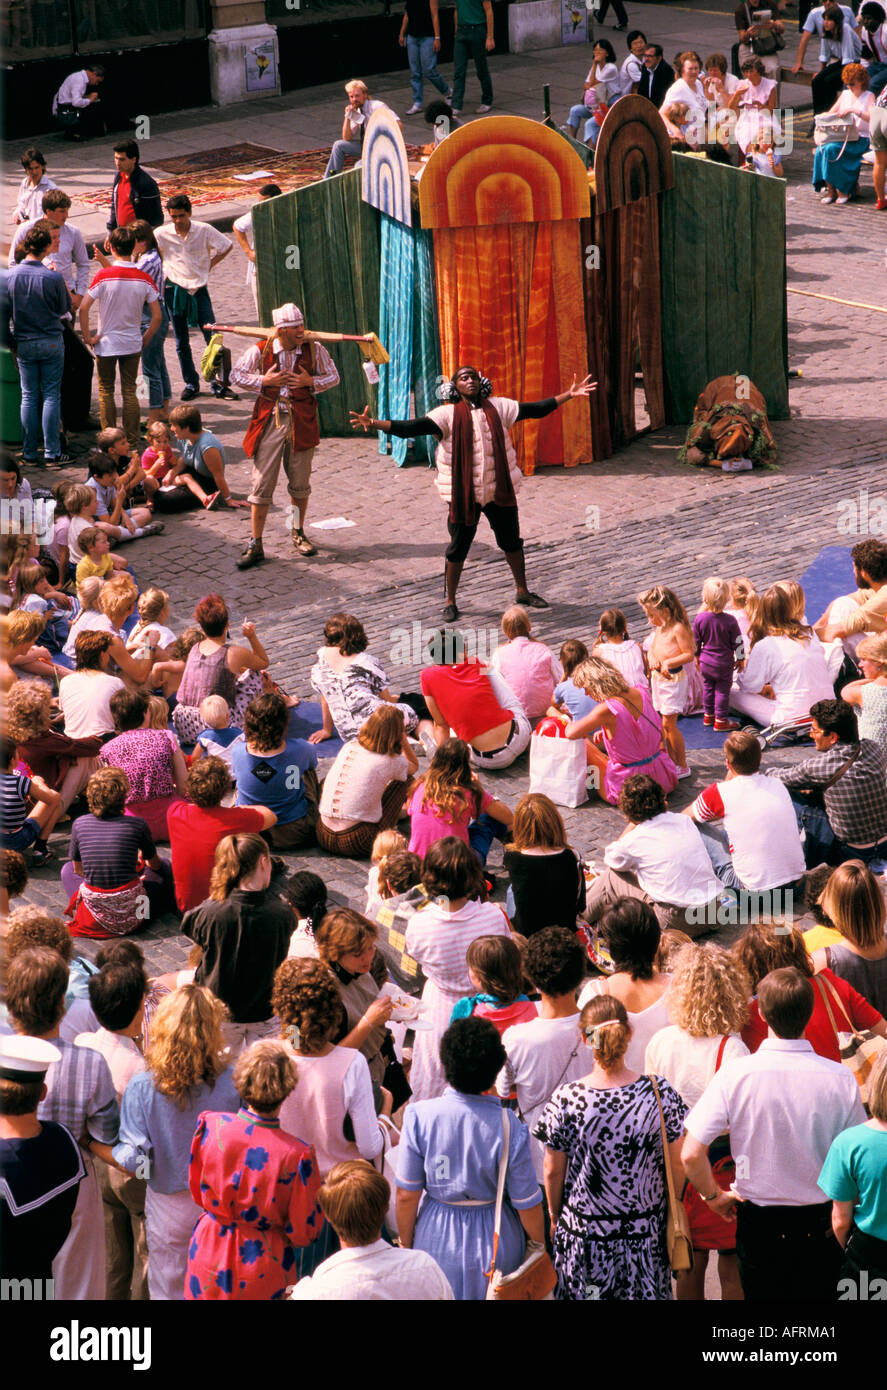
[5,679,53,743]
[571,656,631,702]
[669,943,750,1037]
[144,984,229,1107]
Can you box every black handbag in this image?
[56,103,80,130]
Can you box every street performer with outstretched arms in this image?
[231,302,340,570]
[351,365,595,620]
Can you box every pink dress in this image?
[601,690,679,805]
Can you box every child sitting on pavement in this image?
[190,695,243,770]
[85,452,163,544]
[74,526,128,585]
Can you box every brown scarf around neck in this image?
[449,397,516,527]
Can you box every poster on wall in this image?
[245,39,277,92]
[562,2,588,44]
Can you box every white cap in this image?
[0,1035,61,1081]
[271,303,304,328]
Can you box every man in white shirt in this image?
[290,1160,453,1300]
[79,226,160,450]
[684,728,806,904]
[155,195,234,401]
[495,929,586,1188]
[324,80,400,178]
[683,966,865,1300]
[52,65,106,141]
[232,184,282,314]
[586,774,724,934]
[76,959,148,1301]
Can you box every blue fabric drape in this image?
[377,213,414,465]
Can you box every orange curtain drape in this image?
[432,221,593,474]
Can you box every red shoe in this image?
[877,197,887,211]
[714,718,743,732]
[703,714,715,727]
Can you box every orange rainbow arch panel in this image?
[362,107,413,227]
[418,116,590,228]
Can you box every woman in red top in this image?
[733,923,886,1062]
[420,627,532,770]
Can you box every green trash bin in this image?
[1,347,23,447]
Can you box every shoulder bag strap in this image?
[649,1075,680,1212]
[821,744,861,791]
[487,1107,510,1287]
[815,971,859,1037]
[715,1034,729,1071]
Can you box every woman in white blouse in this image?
[661,51,709,138]
[564,40,622,147]
[812,62,875,204]
[730,584,834,727]
[645,942,750,1301]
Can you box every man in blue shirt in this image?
[8,221,71,465]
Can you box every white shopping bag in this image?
[528,732,588,808]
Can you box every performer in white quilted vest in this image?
[350,365,595,621]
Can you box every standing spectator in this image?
[5,947,119,1301]
[687,728,807,896]
[79,226,161,450]
[577,899,673,1070]
[182,833,294,1054]
[112,985,239,1301]
[818,1049,887,1295]
[451,0,495,117]
[495,928,588,1183]
[168,757,276,914]
[323,81,400,179]
[52,65,106,140]
[0,1036,85,1286]
[131,222,170,427]
[186,1041,324,1300]
[536,995,687,1301]
[400,0,452,115]
[693,577,742,732]
[292,1161,454,1300]
[155,195,234,401]
[12,148,57,225]
[396,1017,544,1299]
[75,960,149,1301]
[232,184,282,315]
[230,302,340,568]
[106,141,163,237]
[682,967,866,1301]
[8,221,70,465]
[404,838,511,1101]
[768,698,887,866]
[595,0,629,33]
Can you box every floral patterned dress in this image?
[185,1107,323,1300]
[534,1075,687,1301]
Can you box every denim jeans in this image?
[323,138,363,178]
[140,303,171,408]
[407,35,450,104]
[467,811,509,865]
[16,335,64,458]
[695,821,745,891]
[164,283,214,390]
[452,24,493,110]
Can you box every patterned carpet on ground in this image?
[77,145,427,211]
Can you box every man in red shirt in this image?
[105,140,162,246]
[420,627,531,770]
[167,757,276,913]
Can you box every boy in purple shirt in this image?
[693,578,743,731]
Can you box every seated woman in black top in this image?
[503,793,586,936]
[350,365,596,622]
[182,831,294,1055]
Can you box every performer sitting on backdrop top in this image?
[350,366,596,622]
[231,303,340,570]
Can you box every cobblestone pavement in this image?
[12,4,887,972]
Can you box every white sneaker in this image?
[676,767,693,780]
[476,103,493,114]
[406,103,423,115]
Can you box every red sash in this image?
[242,338,319,458]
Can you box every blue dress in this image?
[397,1088,541,1301]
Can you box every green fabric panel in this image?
[253,170,381,435]
[659,154,788,424]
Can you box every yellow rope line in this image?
[787,288,887,314]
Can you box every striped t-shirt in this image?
[69,812,156,888]
[1,771,32,836]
